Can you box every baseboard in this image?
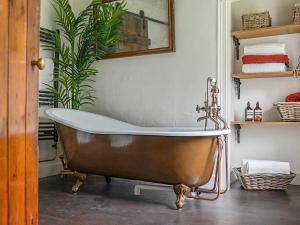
[39,160,62,178]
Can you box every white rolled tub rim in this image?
[45,108,230,137]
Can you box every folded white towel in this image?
[242,63,287,73]
[241,160,291,175]
[295,2,300,7]
[244,43,286,55]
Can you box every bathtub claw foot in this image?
[174,184,191,209]
[105,176,112,184]
[71,173,87,194]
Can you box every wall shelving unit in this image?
[231,24,300,143]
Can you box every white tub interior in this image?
[46,108,230,137]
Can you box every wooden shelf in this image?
[232,71,297,99]
[231,121,300,125]
[232,71,295,79]
[232,120,300,143]
[232,24,300,39]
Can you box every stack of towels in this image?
[241,160,291,175]
[242,43,289,73]
[286,92,300,102]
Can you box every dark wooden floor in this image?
[39,175,300,225]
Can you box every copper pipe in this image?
[188,134,229,201]
[198,134,228,194]
[188,136,222,201]
[221,134,229,194]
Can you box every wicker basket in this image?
[274,102,300,121]
[293,7,300,24]
[234,168,296,191]
[242,11,272,30]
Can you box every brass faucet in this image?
[196,77,228,130]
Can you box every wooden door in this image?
[0,0,40,225]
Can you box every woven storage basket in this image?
[293,7,300,24]
[274,102,300,121]
[234,168,296,191]
[242,11,272,30]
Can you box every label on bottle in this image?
[246,110,254,121]
[254,110,263,121]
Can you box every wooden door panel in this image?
[0,0,40,224]
[26,0,40,224]
[8,0,28,224]
[0,1,9,224]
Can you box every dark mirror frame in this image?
[103,0,175,59]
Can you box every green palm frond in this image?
[43,0,125,109]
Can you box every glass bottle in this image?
[245,102,253,121]
[254,102,263,122]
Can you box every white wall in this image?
[45,0,219,127]
[40,0,56,29]
[231,0,300,184]
[75,0,218,128]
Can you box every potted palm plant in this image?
[44,0,125,109]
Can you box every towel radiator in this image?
[38,27,59,162]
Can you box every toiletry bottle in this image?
[254,102,263,122]
[245,102,253,121]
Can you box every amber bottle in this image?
[245,102,253,121]
[254,102,263,122]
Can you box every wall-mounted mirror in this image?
[104,0,175,58]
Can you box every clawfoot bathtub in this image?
[46,108,230,209]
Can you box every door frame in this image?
[216,0,234,187]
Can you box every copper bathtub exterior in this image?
[57,123,218,188]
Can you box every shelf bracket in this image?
[233,37,240,60]
[233,78,241,99]
[235,124,241,143]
